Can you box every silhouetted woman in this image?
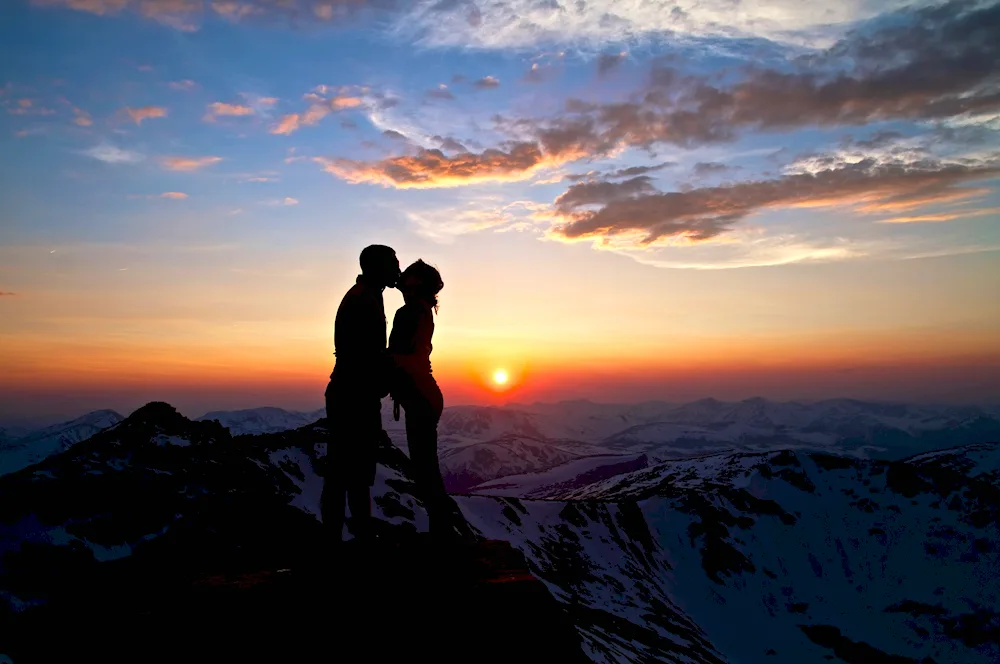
[388,260,463,540]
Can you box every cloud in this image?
[169,79,197,90]
[270,93,362,134]
[609,162,674,178]
[125,105,168,125]
[549,153,1000,245]
[432,135,468,152]
[382,129,409,142]
[394,0,911,51]
[316,141,582,188]
[160,155,222,171]
[203,101,255,121]
[404,199,548,242]
[879,206,1000,223]
[331,95,363,110]
[523,62,545,83]
[82,144,144,163]
[160,191,188,199]
[473,75,500,90]
[0,291,15,297]
[262,197,300,206]
[565,162,674,182]
[426,85,454,100]
[503,2,1000,157]
[693,161,732,176]
[271,114,301,135]
[596,51,627,77]
[71,107,92,126]
[32,0,380,30]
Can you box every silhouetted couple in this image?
[321,244,465,550]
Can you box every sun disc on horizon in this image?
[493,369,508,385]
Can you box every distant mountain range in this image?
[0,410,123,477]
[0,399,996,662]
[5,398,1000,496]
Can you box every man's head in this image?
[359,244,400,289]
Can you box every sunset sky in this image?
[2,0,999,420]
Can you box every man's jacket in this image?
[330,275,389,399]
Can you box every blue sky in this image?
[2,0,999,417]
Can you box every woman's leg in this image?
[405,376,453,535]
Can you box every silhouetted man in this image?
[321,244,400,550]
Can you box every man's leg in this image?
[321,386,347,551]
[346,482,372,540]
[320,462,347,548]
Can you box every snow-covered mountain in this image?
[1,400,996,663]
[0,410,123,477]
[196,406,325,436]
[198,398,1000,496]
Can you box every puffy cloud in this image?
[203,101,254,121]
[316,141,582,188]
[160,191,188,199]
[82,144,144,163]
[160,155,222,171]
[473,75,500,89]
[549,154,1000,245]
[125,105,168,125]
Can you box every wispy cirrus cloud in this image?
[124,105,168,125]
[160,155,222,171]
[159,191,188,199]
[404,199,548,242]
[879,207,1000,224]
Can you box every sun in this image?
[492,369,509,385]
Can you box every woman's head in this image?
[400,259,443,310]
